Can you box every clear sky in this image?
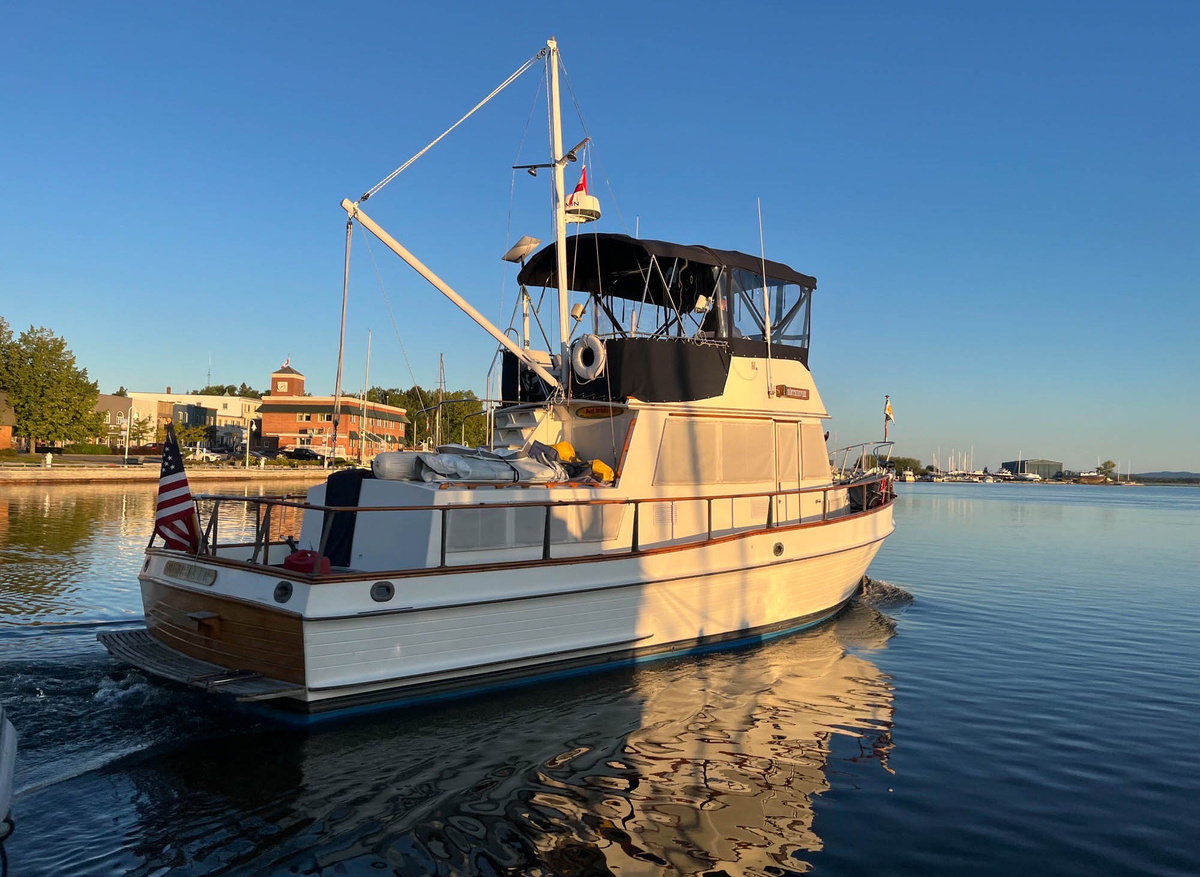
[3,2,1197,472]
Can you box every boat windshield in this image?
[722,268,811,347]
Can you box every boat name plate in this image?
[163,560,217,587]
[775,384,810,400]
[575,405,622,419]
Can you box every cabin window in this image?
[654,420,719,485]
[800,423,831,480]
[654,418,774,485]
[721,421,774,482]
[776,422,800,485]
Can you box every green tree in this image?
[366,384,486,447]
[130,415,154,445]
[891,456,923,473]
[1098,460,1117,479]
[113,386,128,396]
[191,384,238,396]
[236,382,262,399]
[0,321,104,450]
[175,423,208,446]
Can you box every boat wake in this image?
[856,576,915,610]
[1,652,255,798]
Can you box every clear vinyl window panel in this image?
[654,418,775,485]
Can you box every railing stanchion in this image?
[440,508,448,567]
[766,493,774,529]
[630,501,640,553]
[543,504,553,560]
[263,503,273,566]
[707,498,713,541]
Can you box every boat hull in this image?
[105,503,893,712]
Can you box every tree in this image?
[366,384,486,447]
[113,386,128,396]
[130,415,154,445]
[0,321,104,450]
[174,423,209,446]
[236,383,262,399]
[1098,460,1117,479]
[891,456,923,474]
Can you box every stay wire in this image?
[559,59,631,236]
[355,223,428,417]
[362,49,546,203]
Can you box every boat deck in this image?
[97,629,304,702]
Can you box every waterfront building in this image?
[128,389,260,449]
[0,392,13,450]
[258,362,407,460]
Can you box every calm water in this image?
[1,481,1198,875]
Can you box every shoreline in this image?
[0,464,332,485]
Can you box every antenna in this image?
[758,198,773,395]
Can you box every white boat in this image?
[99,37,896,713]
[898,469,917,482]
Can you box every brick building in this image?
[0,392,14,450]
[258,362,407,460]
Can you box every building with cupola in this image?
[257,361,408,460]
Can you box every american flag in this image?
[156,423,202,552]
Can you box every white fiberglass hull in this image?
[115,502,892,711]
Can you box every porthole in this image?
[274,581,293,603]
[371,581,395,603]
[773,542,784,557]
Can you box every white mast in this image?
[547,37,571,388]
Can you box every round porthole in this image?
[371,581,395,603]
[274,581,293,603]
[773,542,784,557]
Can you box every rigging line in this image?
[362,48,546,202]
[559,59,631,236]
[331,219,352,461]
[356,223,429,416]
[500,76,546,325]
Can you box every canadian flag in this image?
[566,166,588,208]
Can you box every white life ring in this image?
[571,334,607,381]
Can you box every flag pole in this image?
[884,395,891,441]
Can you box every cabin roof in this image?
[517,233,817,307]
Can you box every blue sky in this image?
[2,2,1197,472]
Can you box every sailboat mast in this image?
[547,37,571,388]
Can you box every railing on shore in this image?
[180,473,895,575]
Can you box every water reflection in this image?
[15,598,898,876]
[0,481,315,626]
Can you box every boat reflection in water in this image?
[97,594,899,876]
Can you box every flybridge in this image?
[517,233,816,362]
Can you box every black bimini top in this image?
[517,233,816,308]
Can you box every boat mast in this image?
[547,37,571,389]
